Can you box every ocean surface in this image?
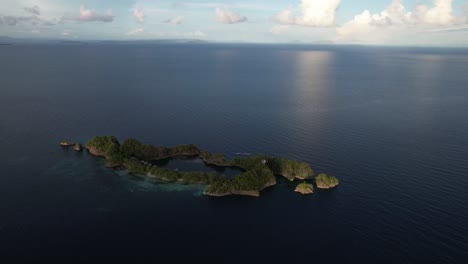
[0,43,467,263]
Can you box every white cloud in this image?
[132,8,145,23]
[127,28,144,36]
[336,0,467,44]
[180,2,274,12]
[414,0,454,26]
[463,4,468,24]
[335,11,396,44]
[163,16,183,25]
[215,8,247,24]
[31,29,40,34]
[186,30,206,37]
[64,6,114,22]
[270,25,290,35]
[275,9,296,24]
[275,0,340,27]
[24,5,40,15]
[365,0,413,26]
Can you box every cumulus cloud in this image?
[64,6,114,22]
[414,0,454,26]
[132,8,145,23]
[24,5,40,16]
[163,16,183,25]
[275,0,340,27]
[336,0,466,44]
[215,8,247,24]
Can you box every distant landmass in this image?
[61,136,339,197]
[0,36,210,46]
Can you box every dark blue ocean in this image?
[0,43,467,263]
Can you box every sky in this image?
[0,0,468,46]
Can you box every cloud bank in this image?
[64,6,114,22]
[275,0,340,27]
[215,8,247,24]
[336,0,467,44]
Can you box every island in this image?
[60,140,73,147]
[295,182,314,194]
[61,136,339,197]
[73,143,82,151]
[315,173,339,189]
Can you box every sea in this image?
[0,43,467,263]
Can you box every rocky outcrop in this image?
[295,182,314,194]
[60,140,73,147]
[316,182,339,189]
[85,145,107,158]
[85,145,121,168]
[315,173,339,189]
[73,143,82,151]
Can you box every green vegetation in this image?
[315,173,339,189]
[86,136,119,152]
[200,151,227,165]
[86,136,200,166]
[86,136,124,165]
[230,164,275,191]
[121,138,200,160]
[230,156,268,170]
[78,135,336,197]
[229,156,313,181]
[205,164,275,195]
[295,182,314,194]
[266,157,313,180]
[120,138,141,157]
